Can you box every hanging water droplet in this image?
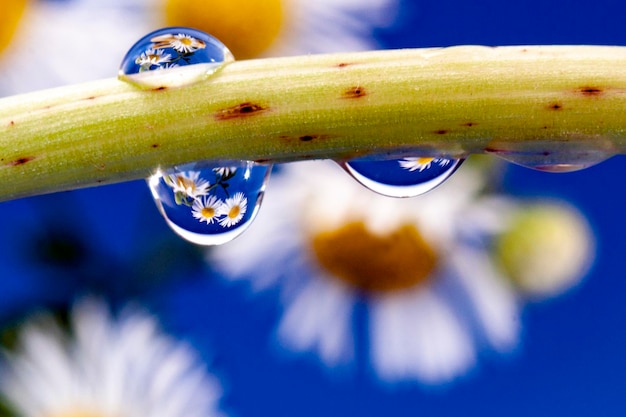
[486,142,614,173]
[341,156,464,197]
[119,27,234,89]
[148,161,270,245]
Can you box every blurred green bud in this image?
[495,203,593,298]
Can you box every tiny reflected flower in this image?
[165,171,210,200]
[134,48,172,71]
[399,157,451,172]
[219,192,248,227]
[214,167,236,178]
[151,33,207,53]
[192,195,223,224]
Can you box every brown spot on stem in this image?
[336,62,352,68]
[152,86,168,92]
[342,86,367,99]
[579,86,603,96]
[8,121,15,127]
[215,102,268,120]
[8,156,35,166]
[151,143,160,148]
[434,129,448,135]
[548,103,563,110]
[280,133,331,143]
[462,122,477,127]
[86,96,96,100]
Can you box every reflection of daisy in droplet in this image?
[151,33,207,53]
[399,157,451,172]
[213,167,236,178]
[193,195,223,224]
[166,171,210,199]
[0,298,225,417]
[218,192,248,227]
[135,48,173,70]
[211,161,521,383]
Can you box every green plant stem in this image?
[0,45,625,201]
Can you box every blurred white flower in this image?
[0,298,225,417]
[0,0,160,95]
[211,161,522,384]
[0,0,397,96]
[163,0,398,59]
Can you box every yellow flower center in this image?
[163,0,284,59]
[416,157,435,164]
[201,207,215,218]
[311,222,438,293]
[228,205,241,219]
[0,0,27,56]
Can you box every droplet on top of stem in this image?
[119,27,234,89]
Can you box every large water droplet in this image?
[148,161,270,245]
[341,156,464,197]
[119,27,234,89]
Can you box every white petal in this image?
[277,278,355,366]
[451,248,521,351]
[370,288,475,383]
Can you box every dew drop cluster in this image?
[119,27,602,246]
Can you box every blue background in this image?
[2,0,626,416]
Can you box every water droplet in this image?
[486,144,614,172]
[341,156,464,197]
[148,161,270,245]
[119,27,234,89]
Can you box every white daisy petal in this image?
[370,288,475,383]
[277,277,355,366]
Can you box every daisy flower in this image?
[0,298,225,417]
[210,161,522,383]
[0,0,398,95]
[165,171,211,200]
[135,48,173,70]
[213,167,236,178]
[151,33,207,53]
[192,195,223,224]
[163,0,399,59]
[218,192,248,228]
[399,157,451,172]
[0,0,161,95]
